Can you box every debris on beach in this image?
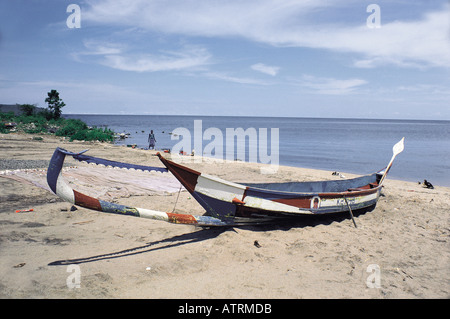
[114,132,130,140]
[331,171,346,178]
[3,122,17,131]
[15,208,34,213]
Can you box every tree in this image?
[45,89,65,119]
[20,104,36,116]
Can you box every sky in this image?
[0,0,449,119]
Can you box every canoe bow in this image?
[46,147,231,226]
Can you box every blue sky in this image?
[1,0,449,119]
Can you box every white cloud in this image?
[83,0,325,36]
[82,40,124,55]
[82,1,450,69]
[251,63,280,76]
[71,40,124,62]
[73,40,212,72]
[101,47,212,72]
[397,84,450,96]
[345,10,450,69]
[297,75,368,95]
[204,72,271,85]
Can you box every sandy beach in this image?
[0,132,449,299]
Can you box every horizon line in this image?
[62,113,450,122]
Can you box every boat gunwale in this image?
[158,153,383,198]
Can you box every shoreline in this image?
[1,132,449,298]
[1,132,443,188]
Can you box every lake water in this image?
[64,114,450,187]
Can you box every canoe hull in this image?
[157,154,383,223]
[46,136,404,227]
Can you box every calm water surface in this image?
[64,115,450,186]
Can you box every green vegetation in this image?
[1,110,114,142]
[45,89,65,120]
[1,90,115,142]
[54,118,115,142]
[20,104,37,116]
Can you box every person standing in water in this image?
[148,130,156,150]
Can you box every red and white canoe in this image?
[46,138,404,226]
[156,137,404,224]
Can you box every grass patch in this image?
[1,111,115,142]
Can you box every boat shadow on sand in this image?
[241,203,376,231]
[48,205,375,266]
[48,227,228,266]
